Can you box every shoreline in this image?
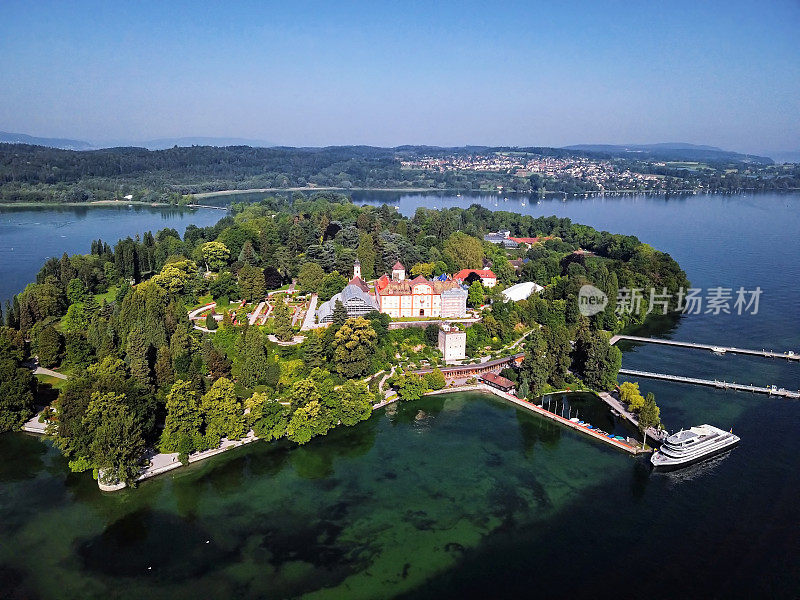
[1,188,796,208]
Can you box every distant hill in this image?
[138,136,275,150]
[766,150,800,164]
[564,143,773,165]
[0,130,94,150]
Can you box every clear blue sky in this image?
[1,0,798,153]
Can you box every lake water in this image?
[1,192,798,599]
[0,204,224,306]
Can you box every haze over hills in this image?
[0,131,94,151]
[563,143,774,164]
[1,129,794,164]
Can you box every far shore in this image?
[1,187,794,209]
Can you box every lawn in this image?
[36,373,67,390]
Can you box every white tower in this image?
[391,261,405,281]
[353,259,362,280]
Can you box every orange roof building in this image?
[453,269,498,287]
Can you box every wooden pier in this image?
[619,368,800,399]
[610,335,799,361]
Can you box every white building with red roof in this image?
[453,268,497,288]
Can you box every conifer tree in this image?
[272,297,293,341]
[160,380,203,459]
[200,377,245,448]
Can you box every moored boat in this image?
[651,424,739,471]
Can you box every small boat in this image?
[569,417,580,423]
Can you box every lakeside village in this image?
[0,195,685,490]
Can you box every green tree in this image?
[0,355,36,432]
[62,303,88,332]
[332,299,348,326]
[410,262,435,278]
[66,278,87,304]
[200,377,245,448]
[639,392,661,428]
[356,233,376,279]
[520,328,549,397]
[238,264,266,303]
[272,297,293,342]
[395,373,430,401]
[338,380,373,426]
[303,329,326,368]
[468,281,485,307]
[443,231,484,270]
[127,328,154,388]
[248,392,288,440]
[298,262,325,294]
[205,312,218,330]
[35,324,62,368]
[160,380,203,459]
[285,399,323,445]
[201,241,230,272]
[319,271,347,301]
[423,368,446,391]
[332,317,378,378]
[287,378,321,411]
[152,259,197,295]
[82,391,145,485]
[620,381,644,412]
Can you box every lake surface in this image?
[0,204,224,306]
[1,192,799,599]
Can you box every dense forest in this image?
[0,193,686,485]
[1,143,797,204]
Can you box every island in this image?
[0,193,688,489]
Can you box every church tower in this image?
[353,259,362,280]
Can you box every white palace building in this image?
[317,260,467,323]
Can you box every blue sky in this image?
[0,0,798,153]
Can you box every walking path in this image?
[300,294,318,330]
[248,301,266,325]
[24,358,69,380]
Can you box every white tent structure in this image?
[501,281,544,302]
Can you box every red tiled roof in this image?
[508,235,552,245]
[378,278,462,296]
[392,261,405,270]
[348,277,370,293]
[376,274,390,291]
[480,372,515,389]
[453,269,497,281]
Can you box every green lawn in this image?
[93,285,118,305]
[36,373,67,390]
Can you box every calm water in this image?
[0,205,224,306]
[1,192,799,599]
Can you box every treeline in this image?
[3,143,795,204]
[0,192,688,484]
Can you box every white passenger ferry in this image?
[651,424,739,470]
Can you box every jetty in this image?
[619,368,800,399]
[427,383,646,454]
[596,390,666,440]
[186,203,229,211]
[610,335,799,361]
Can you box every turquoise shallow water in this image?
[1,192,799,599]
